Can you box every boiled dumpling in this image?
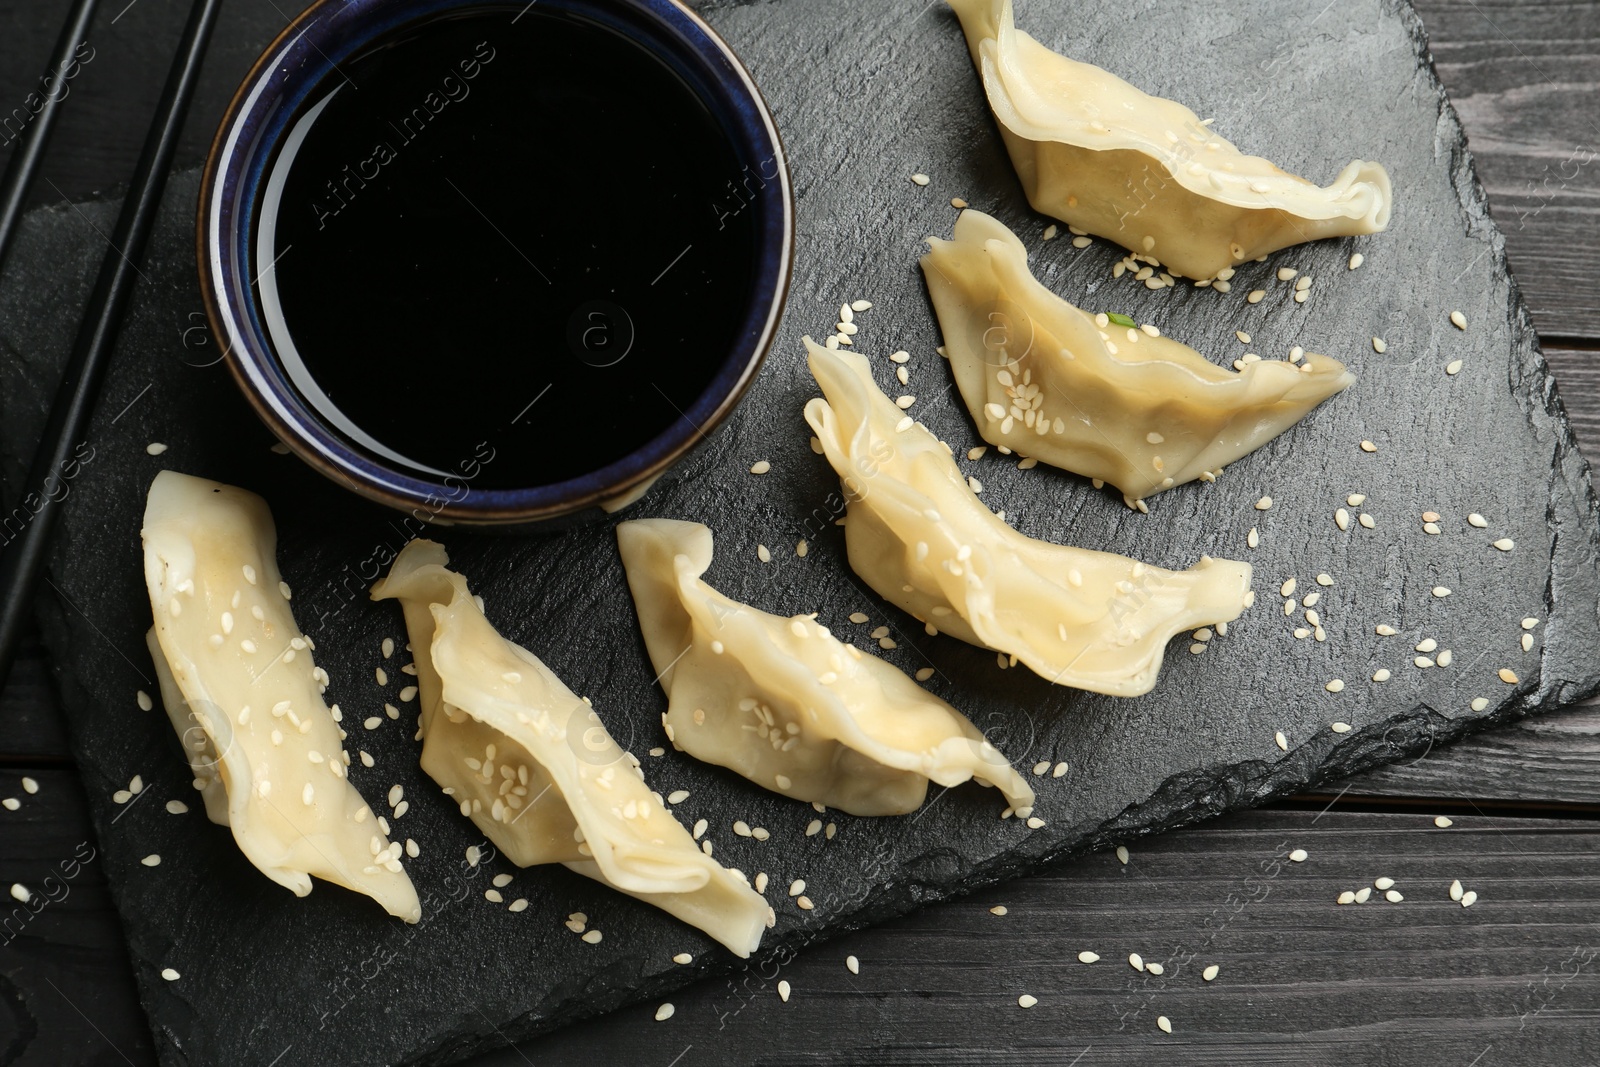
[616,518,1036,818]
[142,471,421,922]
[802,340,1253,697]
[371,539,772,957]
[947,0,1393,280]
[922,209,1355,505]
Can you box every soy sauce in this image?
[254,5,761,491]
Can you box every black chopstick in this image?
[0,0,225,692]
[0,0,101,276]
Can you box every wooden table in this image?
[3,1,1598,1063]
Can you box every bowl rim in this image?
[197,0,793,525]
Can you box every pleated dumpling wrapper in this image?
[370,539,772,957]
[141,470,421,922]
[616,518,1036,818]
[946,0,1392,280]
[923,210,1356,505]
[802,340,1255,697]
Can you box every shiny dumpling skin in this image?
[946,0,1393,280]
[616,518,1036,818]
[922,209,1356,504]
[802,340,1254,697]
[371,539,772,957]
[141,470,421,922]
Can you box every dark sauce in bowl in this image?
[254,5,760,491]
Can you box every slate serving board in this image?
[2,0,1598,1064]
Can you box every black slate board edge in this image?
[13,0,1600,1062]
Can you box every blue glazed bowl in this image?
[199,0,792,526]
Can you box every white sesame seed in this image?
[1385,889,1404,903]
[113,789,131,804]
[137,690,154,712]
[1372,669,1392,683]
[1289,848,1308,863]
[1042,224,1058,240]
[1360,440,1378,453]
[1338,891,1356,904]
[1468,513,1488,528]
[1129,952,1144,971]
[1432,587,1452,598]
[1461,890,1478,907]
[1355,887,1372,903]
[1077,950,1100,963]
[990,905,1008,916]
[1446,359,1463,376]
[778,980,792,1002]
[1157,1016,1172,1034]
[1494,538,1515,551]
[1335,508,1351,531]
[796,540,808,558]
[1500,668,1520,684]
[165,799,188,815]
[655,1003,675,1022]
[1248,527,1260,548]
[1349,253,1365,270]
[1375,876,1395,890]
[1254,496,1273,511]
[950,197,968,209]
[750,460,771,475]
[1331,722,1352,733]
[1325,679,1345,693]
[146,442,168,455]
[582,929,603,944]
[161,967,181,981]
[139,853,161,867]
[846,955,860,974]
[1377,624,1398,636]
[1450,311,1467,330]
[1247,289,1266,304]
[1372,337,1387,353]
[1203,964,1220,981]
[129,776,143,794]
[910,173,930,186]
[1116,845,1129,865]
[1275,730,1289,750]
[1146,962,1165,976]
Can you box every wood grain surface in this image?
[1,0,1598,1064]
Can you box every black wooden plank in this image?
[1413,0,1600,339]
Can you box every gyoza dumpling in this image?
[142,471,421,922]
[371,539,772,957]
[616,518,1036,818]
[947,0,1393,280]
[922,209,1355,505]
[802,340,1254,697]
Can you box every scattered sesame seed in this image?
[1461,890,1478,907]
[1052,761,1068,778]
[582,929,603,944]
[673,953,693,964]
[1203,964,1220,981]
[846,955,860,974]
[146,442,168,455]
[1432,587,1452,598]
[1335,508,1351,531]
[1254,496,1273,511]
[797,895,814,910]
[1116,846,1129,865]
[1372,669,1391,682]
[1375,877,1395,890]
[1325,679,1345,693]
[1471,697,1490,711]
[750,460,771,475]
[1499,668,1519,684]
[1377,624,1398,636]
[1468,513,1488,528]
[165,800,188,814]
[1338,891,1356,904]
[1146,963,1165,976]
[141,854,161,867]
[915,667,935,681]
[1360,440,1378,453]
[1072,235,1093,249]
[1077,950,1099,963]
[1277,267,1298,282]
[1275,730,1289,750]
[1358,513,1376,530]
[1494,538,1515,551]
[1248,527,1260,548]
[1157,1016,1172,1034]
[1450,311,1467,330]
[9,884,28,903]
[161,968,180,981]
[1129,953,1144,971]
[1331,722,1352,733]
[1372,337,1387,353]
[1236,330,1252,344]
[1042,224,1058,240]
[1386,889,1404,903]
[1349,253,1365,270]
[655,1003,675,1022]
[1446,359,1463,376]
[910,173,930,186]
[1289,848,1308,862]
[991,906,1008,916]
[951,197,968,209]
[796,540,808,558]
[137,690,153,712]
[113,789,131,804]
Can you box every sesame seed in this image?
[405,839,419,858]
[1450,310,1467,330]
[750,460,771,475]
[1157,1016,1172,1034]
[1078,950,1099,963]
[1372,669,1391,682]
[1360,440,1378,453]
[1414,657,1435,669]
[847,955,860,974]
[582,929,603,944]
[910,173,930,185]
[141,854,161,867]
[789,879,805,896]
[1438,650,1454,667]
[1471,697,1489,711]
[1236,330,1252,344]
[1289,848,1308,862]
[1052,761,1068,778]
[915,667,935,681]
[1355,887,1372,903]
[1277,267,1298,281]
[1331,722,1352,733]
[1468,513,1488,528]
[1494,538,1515,551]
[1015,993,1039,1009]
[1349,253,1365,270]
[1325,679,1345,693]
[1358,513,1376,529]
[1432,586,1452,598]
[146,442,168,455]
[1385,889,1404,903]
[1522,633,1534,652]
[1146,962,1165,976]
[1129,953,1144,971]
[951,197,968,209]
[1375,876,1395,890]
[1499,668,1520,684]
[1026,816,1045,829]
[796,540,808,558]
[1116,846,1129,865]
[161,967,180,981]
[1254,496,1272,511]
[507,898,529,912]
[1446,359,1463,376]
[1248,527,1260,548]
[1338,889,1357,904]
[1377,624,1398,636]
[1336,508,1351,531]
[991,905,1008,916]
[1203,964,1220,981]
[1372,337,1387,353]
[1275,730,1289,750]
[1461,890,1478,907]
[1042,224,1058,240]
[1072,235,1092,248]
[137,690,154,712]
[655,1003,675,1022]
[113,789,131,804]
[778,980,792,1002]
